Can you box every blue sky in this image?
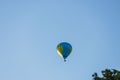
[0,0,120,80]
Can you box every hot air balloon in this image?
[57,42,72,62]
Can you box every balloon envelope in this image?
[57,42,72,61]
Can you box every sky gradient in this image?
[0,0,120,80]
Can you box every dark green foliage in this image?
[92,69,120,80]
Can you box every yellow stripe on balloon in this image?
[70,47,72,54]
[57,45,63,58]
[57,50,63,58]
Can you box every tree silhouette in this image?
[92,69,120,80]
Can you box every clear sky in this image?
[0,0,120,80]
